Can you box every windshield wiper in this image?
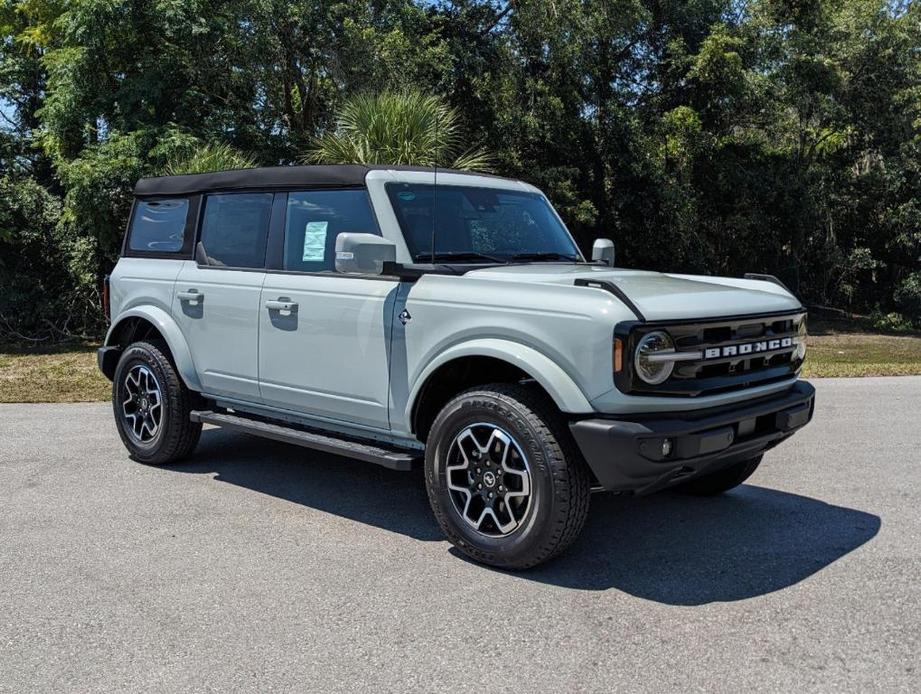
[510,252,581,262]
[414,251,507,264]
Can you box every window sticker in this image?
[302,221,328,261]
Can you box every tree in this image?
[305,91,494,171]
[1,0,919,339]
[165,143,257,176]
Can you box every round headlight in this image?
[634,331,676,385]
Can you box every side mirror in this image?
[592,238,615,267]
[335,233,396,275]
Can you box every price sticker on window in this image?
[302,221,328,261]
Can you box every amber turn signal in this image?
[613,338,623,373]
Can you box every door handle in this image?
[177,289,203,304]
[265,300,298,312]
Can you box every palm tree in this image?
[306,91,494,172]
[164,143,256,175]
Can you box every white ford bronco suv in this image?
[99,165,814,569]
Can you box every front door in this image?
[257,189,397,429]
[172,192,273,402]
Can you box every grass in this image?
[0,342,110,403]
[1,318,920,403]
[803,320,921,378]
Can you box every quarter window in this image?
[283,189,380,272]
[127,198,189,253]
[199,193,273,268]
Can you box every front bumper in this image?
[569,381,815,494]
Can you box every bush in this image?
[0,177,76,339]
[893,273,921,325]
[871,311,917,334]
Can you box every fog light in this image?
[661,438,673,457]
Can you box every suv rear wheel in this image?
[112,340,202,465]
[424,384,591,569]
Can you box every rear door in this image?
[258,189,398,429]
[172,192,273,402]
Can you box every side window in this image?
[283,189,380,272]
[127,198,189,253]
[199,193,273,268]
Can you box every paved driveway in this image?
[1,377,919,692]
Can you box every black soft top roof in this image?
[134,164,506,197]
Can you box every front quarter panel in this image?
[395,275,635,433]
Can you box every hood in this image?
[465,264,802,321]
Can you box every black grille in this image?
[615,311,806,397]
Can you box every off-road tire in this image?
[112,340,202,465]
[676,455,763,496]
[425,383,591,570]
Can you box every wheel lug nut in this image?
[477,483,482,489]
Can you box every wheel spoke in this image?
[484,428,510,457]
[503,468,530,496]
[445,423,532,538]
[121,364,164,443]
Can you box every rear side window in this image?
[127,199,189,253]
[199,193,273,268]
[283,189,380,272]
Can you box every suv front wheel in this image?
[112,340,202,465]
[425,384,591,569]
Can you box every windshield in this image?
[385,183,582,263]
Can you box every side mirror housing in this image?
[592,238,616,267]
[335,233,396,275]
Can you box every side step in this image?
[190,410,419,471]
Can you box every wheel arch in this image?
[407,339,593,441]
[104,306,201,391]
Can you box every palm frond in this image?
[306,91,494,172]
[165,143,256,175]
[452,147,496,173]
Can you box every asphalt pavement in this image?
[1,377,919,693]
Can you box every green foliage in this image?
[1,0,920,339]
[164,143,257,176]
[0,176,75,338]
[306,91,493,171]
[893,273,921,321]
[871,311,917,334]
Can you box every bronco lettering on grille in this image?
[703,337,794,360]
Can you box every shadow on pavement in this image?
[514,485,880,604]
[174,429,880,604]
[172,428,442,541]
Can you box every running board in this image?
[190,410,418,471]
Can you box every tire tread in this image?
[426,382,590,569]
[112,340,201,465]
